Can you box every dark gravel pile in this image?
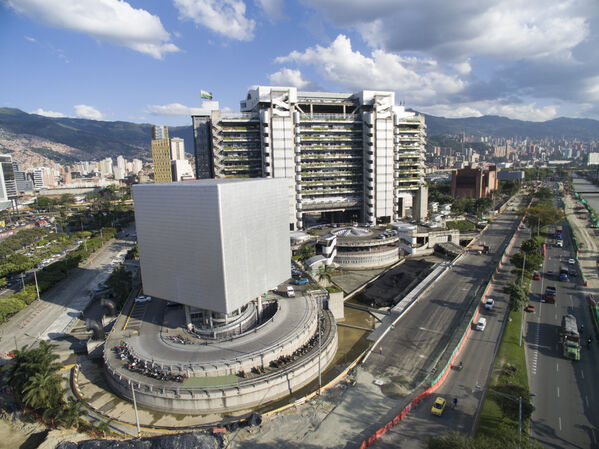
[56,432,222,449]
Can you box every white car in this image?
[135,296,151,303]
[568,258,576,265]
[484,298,495,310]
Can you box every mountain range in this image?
[0,107,597,164]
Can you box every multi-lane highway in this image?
[291,195,528,449]
[370,202,531,448]
[527,196,599,448]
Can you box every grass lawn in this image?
[447,220,476,232]
[476,309,529,438]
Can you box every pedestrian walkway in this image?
[564,194,599,292]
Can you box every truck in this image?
[555,225,563,239]
[560,314,581,360]
[559,266,569,282]
[544,286,556,303]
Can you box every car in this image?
[135,296,151,303]
[568,258,576,265]
[293,277,309,285]
[431,397,446,416]
[286,286,295,297]
[475,317,487,331]
[556,240,563,248]
[525,304,535,312]
[484,298,494,310]
[532,271,541,280]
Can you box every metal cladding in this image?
[132,178,291,314]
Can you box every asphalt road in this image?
[0,232,135,359]
[370,205,530,448]
[296,195,528,448]
[527,196,599,448]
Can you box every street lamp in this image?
[488,389,535,447]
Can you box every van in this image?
[476,317,487,331]
[286,286,295,298]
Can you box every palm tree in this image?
[22,367,63,410]
[317,264,334,286]
[94,418,114,437]
[59,398,87,430]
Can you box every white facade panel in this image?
[132,178,291,314]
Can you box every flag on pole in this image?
[200,90,213,100]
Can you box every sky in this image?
[1,0,598,126]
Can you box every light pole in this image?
[519,252,526,347]
[488,389,534,448]
[130,383,141,437]
[33,270,40,301]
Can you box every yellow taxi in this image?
[431,397,446,416]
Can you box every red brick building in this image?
[451,165,498,199]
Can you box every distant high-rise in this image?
[151,125,172,183]
[170,137,185,161]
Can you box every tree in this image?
[317,264,334,286]
[297,244,315,262]
[58,397,87,430]
[520,237,541,254]
[22,367,63,410]
[504,282,528,311]
[59,193,76,205]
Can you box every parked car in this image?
[431,397,446,416]
[293,277,309,285]
[533,271,541,280]
[484,298,495,310]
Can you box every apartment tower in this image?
[192,86,427,230]
[151,125,172,183]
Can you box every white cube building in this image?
[132,178,291,315]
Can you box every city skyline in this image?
[0,0,598,126]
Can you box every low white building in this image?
[393,222,460,256]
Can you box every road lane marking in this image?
[559,417,562,431]
[581,369,584,379]
[557,387,560,398]
[556,363,559,372]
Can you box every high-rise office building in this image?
[0,155,17,210]
[151,125,172,183]
[170,137,185,161]
[193,86,427,230]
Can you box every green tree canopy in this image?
[503,281,528,311]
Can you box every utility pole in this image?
[131,383,141,437]
[33,270,40,301]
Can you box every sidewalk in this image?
[564,194,599,292]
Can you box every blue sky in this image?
[1,0,598,126]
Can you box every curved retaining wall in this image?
[119,299,318,378]
[105,312,338,414]
[335,247,399,269]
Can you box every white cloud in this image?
[452,61,472,76]
[268,68,317,89]
[257,0,285,20]
[5,0,179,59]
[145,103,208,116]
[174,0,255,41]
[275,34,466,105]
[32,108,65,118]
[24,35,36,42]
[305,0,590,63]
[74,104,104,120]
